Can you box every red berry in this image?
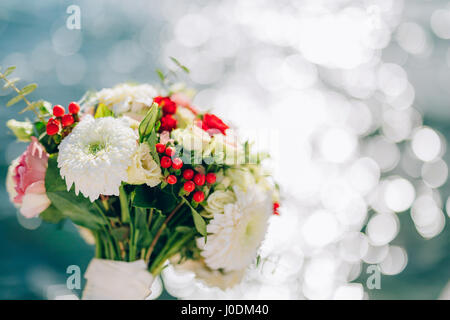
[52,105,65,117]
[193,173,205,186]
[182,169,194,180]
[183,181,195,193]
[166,175,177,185]
[68,102,80,114]
[206,173,216,184]
[48,117,60,125]
[172,157,183,170]
[160,156,172,168]
[62,114,74,127]
[273,202,280,215]
[193,191,205,203]
[156,143,166,153]
[46,122,59,135]
[165,147,175,157]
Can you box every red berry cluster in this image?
[46,102,80,136]
[273,202,280,216]
[153,96,177,132]
[155,141,217,203]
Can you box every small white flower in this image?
[57,115,138,201]
[202,190,235,218]
[86,84,159,120]
[171,125,211,153]
[127,143,162,187]
[197,186,271,271]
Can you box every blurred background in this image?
[0,0,449,299]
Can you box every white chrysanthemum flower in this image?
[127,143,162,187]
[171,125,211,152]
[202,190,235,218]
[197,186,272,271]
[86,84,158,119]
[58,115,138,201]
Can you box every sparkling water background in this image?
[0,0,449,299]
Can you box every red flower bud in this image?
[52,105,65,117]
[68,102,80,114]
[172,157,183,170]
[183,181,195,193]
[166,175,177,185]
[202,113,229,135]
[160,114,177,132]
[193,173,205,186]
[182,169,194,180]
[62,114,74,127]
[206,173,216,184]
[160,156,172,168]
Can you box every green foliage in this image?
[0,66,44,121]
[170,56,190,74]
[139,102,159,142]
[40,204,65,224]
[182,196,207,237]
[45,155,107,229]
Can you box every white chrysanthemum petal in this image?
[57,115,138,202]
[198,186,272,271]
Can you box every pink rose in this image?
[10,137,51,218]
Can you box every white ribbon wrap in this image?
[82,258,153,300]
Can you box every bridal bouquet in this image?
[2,64,279,299]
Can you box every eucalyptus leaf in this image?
[3,66,16,77]
[20,83,37,96]
[6,95,23,107]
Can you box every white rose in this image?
[202,190,235,218]
[174,107,196,129]
[204,134,244,165]
[171,125,211,153]
[225,167,255,192]
[127,143,162,187]
[6,158,19,203]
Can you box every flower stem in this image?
[145,201,184,265]
[119,185,130,223]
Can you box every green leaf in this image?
[134,207,152,248]
[6,95,23,107]
[94,103,114,118]
[146,129,160,166]
[20,83,37,96]
[45,155,107,229]
[111,226,130,242]
[170,57,190,73]
[3,66,16,77]
[156,69,165,82]
[139,103,159,142]
[182,197,207,237]
[3,77,19,89]
[40,205,65,224]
